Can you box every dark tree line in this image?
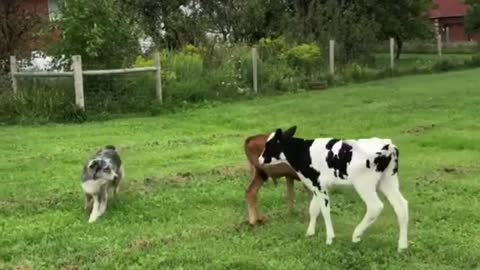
[120,0,434,60]
[2,0,439,70]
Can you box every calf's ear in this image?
[273,128,283,140]
[283,125,297,139]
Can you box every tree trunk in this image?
[395,38,403,60]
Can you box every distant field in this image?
[1,69,480,269]
[373,53,474,71]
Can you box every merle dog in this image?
[81,145,124,223]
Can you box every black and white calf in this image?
[258,127,408,251]
[81,145,124,223]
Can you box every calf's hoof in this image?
[326,237,335,245]
[256,215,267,225]
[305,228,315,237]
[352,235,362,243]
[398,242,408,252]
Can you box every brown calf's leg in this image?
[286,177,295,213]
[246,172,265,225]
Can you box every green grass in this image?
[1,69,480,269]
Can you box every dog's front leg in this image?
[98,186,108,217]
[88,195,100,223]
[84,193,93,213]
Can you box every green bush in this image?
[466,53,480,67]
[260,62,302,92]
[52,0,140,69]
[432,57,464,72]
[341,63,378,82]
[285,43,322,75]
[258,37,289,62]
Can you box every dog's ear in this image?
[88,160,99,170]
[88,159,106,170]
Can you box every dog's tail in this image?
[105,145,116,150]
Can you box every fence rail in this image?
[9,53,163,110]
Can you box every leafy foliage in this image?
[465,0,480,35]
[54,0,140,69]
[285,43,322,74]
[373,0,434,59]
[0,0,43,72]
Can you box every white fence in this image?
[9,53,163,110]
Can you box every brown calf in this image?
[244,126,300,225]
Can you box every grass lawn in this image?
[1,69,480,269]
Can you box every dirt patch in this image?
[405,124,435,135]
[12,265,32,270]
[439,165,474,177]
[60,264,81,270]
[129,165,249,195]
[130,237,154,251]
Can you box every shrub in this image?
[341,63,378,82]
[258,37,289,61]
[182,44,201,55]
[466,53,480,67]
[52,0,140,69]
[261,62,302,92]
[285,43,322,75]
[432,57,464,72]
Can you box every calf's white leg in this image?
[352,177,384,243]
[306,191,335,245]
[379,175,409,251]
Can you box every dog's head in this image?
[87,158,118,181]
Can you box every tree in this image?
[0,0,42,71]
[200,0,292,44]
[120,0,208,49]
[288,0,380,64]
[372,0,433,59]
[465,0,480,35]
[53,0,140,69]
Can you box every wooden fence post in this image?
[329,40,335,75]
[72,55,85,110]
[9,56,18,94]
[437,34,443,57]
[445,26,450,44]
[252,47,258,94]
[154,52,163,104]
[390,37,395,70]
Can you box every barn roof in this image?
[429,0,470,19]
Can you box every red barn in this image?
[11,0,62,52]
[20,0,59,21]
[429,0,480,42]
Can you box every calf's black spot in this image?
[325,139,353,179]
[393,147,399,175]
[366,160,371,168]
[324,198,329,207]
[373,153,392,172]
